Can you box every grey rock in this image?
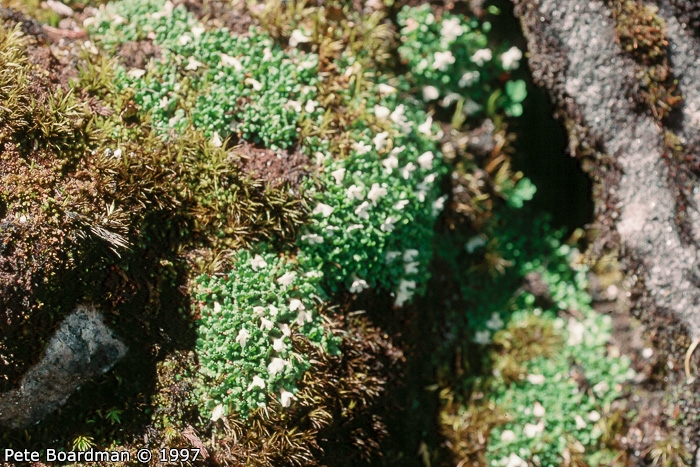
[0,305,126,429]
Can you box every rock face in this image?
[0,305,126,429]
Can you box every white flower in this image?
[269,305,279,316]
[211,131,223,148]
[401,162,417,179]
[286,100,302,112]
[378,83,396,94]
[501,46,523,70]
[213,301,222,313]
[253,306,266,316]
[390,105,411,132]
[459,70,480,87]
[248,375,266,390]
[367,183,387,205]
[418,116,433,136]
[433,50,456,71]
[354,141,372,155]
[471,48,492,66]
[381,216,397,233]
[432,195,447,215]
[245,78,263,91]
[263,47,273,62]
[331,167,346,184]
[279,323,291,336]
[127,68,146,79]
[473,330,491,345]
[374,105,391,119]
[575,415,587,429]
[382,155,399,173]
[505,453,527,467]
[260,317,274,331]
[587,411,601,422]
[373,131,390,151]
[385,251,401,263]
[401,250,417,263]
[440,17,464,42]
[280,388,296,407]
[500,429,516,442]
[296,309,312,326]
[399,279,416,292]
[273,338,287,352]
[289,29,311,47]
[527,374,545,385]
[211,404,225,421]
[301,234,324,244]
[441,92,461,108]
[304,100,316,113]
[236,328,251,348]
[347,224,364,232]
[463,98,482,115]
[465,235,486,253]
[268,358,288,375]
[221,53,243,71]
[422,85,440,101]
[289,299,305,311]
[593,381,609,396]
[524,421,544,438]
[394,199,410,210]
[391,145,405,156]
[404,261,419,275]
[251,254,268,271]
[350,277,369,294]
[178,34,192,45]
[533,401,546,418]
[277,271,296,286]
[354,201,372,220]
[395,288,414,307]
[346,184,364,200]
[185,56,204,71]
[417,151,434,170]
[567,319,585,346]
[191,25,205,38]
[486,312,504,330]
[313,203,334,218]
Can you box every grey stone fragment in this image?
[0,305,126,429]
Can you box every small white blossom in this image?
[289,299,305,312]
[367,183,387,205]
[500,430,516,442]
[533,401,546,418]
[395,288,414,307]
[268,358,288,375]
[390,105,411,132]
[417,151,435,170]
[280,388,296,407]
[346,184,364,200]
[404,261,419,275]
[236,328,251,348]
[567,319,585,346]
[378,83,396,94]
[593,381,609,396]
[575,415,587,429]
[441,93,462,108]
[185,56,204,71]
[347,224,364,232]
[524,421,544,438]
[422,85,440,101]
[486,312,504,330]
[527,374,545,385]
[465,236,486,253]
[433,50,456,71]
[394,199,410,210]
[251,254,268,271]
[248,375,266,390]
[127,68,146,79]
[211,404,225,421]
[391,145,405,156]
[269,305,279,316]
[374,105,391,120]
[354,141,372,155]
[286,100,302,112]
[440,17,464,42]
[432,195,447,215]
[354,201,372,220]
[401,162,417,179]
[273,338,287,352]
[191,25,205,38]
[501,46,523,70]
[179,34,192,45]
[373,131,390,151]
[418,116,433,136]
[313,203,334,218]
[301,234,324,244]
[331,167,346,184]
[386,251,401,263]
[382,155,399,173]
[296,309,312,326]
[350,277,369,294]
[471,48,492,66]
[289,29,311,47]
[263,47,273,62]
[505,453,527,467]
[253,306,266,316]
[381,216,397,233]
[459,70,480,87]
[473,330,491,345]
[213,301,222,313]
[403,249,419,262]
[211,131,223,148]
[587,411,601,422]
[304,100,316,113]
[398,279,416,292]
[260,317,274,331]
[278,323,291,336]
[277,271,296,286]
[245,78,263,91]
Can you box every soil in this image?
[231,142,312,190]
[173,0,254,36]
[115,40,162,70]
